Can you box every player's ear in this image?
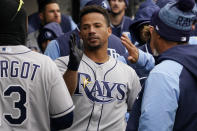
[107,26,112,37]
[149,25,154,35]
[39,12,44,21]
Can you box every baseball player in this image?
[55,5,141,131]
[0,0,74,130]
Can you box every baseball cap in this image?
[38,30,56,42]
[37,22,63,52]
[156,0,177,8]
[151,0,196,42]
[131,5,159,30]
[85,0,111,11]
[130,5,159,43]
[0,0,27,45]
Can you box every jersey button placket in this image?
[88,66,103,130]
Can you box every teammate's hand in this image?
[121,34,139,63]
[67,34,83,71]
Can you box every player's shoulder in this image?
[151,60,183,78]
[108,57,137,77]
[53,56,70,75]
[55,56,69,65]
[113,58,139,82]
[26,50,57,67]
[31,50,51,60]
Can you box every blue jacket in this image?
[44,28,126,60]
[125,43,154,131]
[121,43,154,81]
[139,44,197,131]
[125,39,197,131]
[111,16,133,38]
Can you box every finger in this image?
[121,38,133,52]
[78,39,84,51]
[69,34,75,52]
[128,56,137,63]
[121,35,135,46]
[121,35,135,48]
[69,34,73,46]
[127,56,135,62]
[121,36,131,47]
[122,33,128,39]
[72,34,76,47]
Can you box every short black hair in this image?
[79,5,111,27]
[38,0,58,13]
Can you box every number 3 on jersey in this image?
[3,86,27,125]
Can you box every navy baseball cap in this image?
[38,30,55,42]
[156,0,177,8]
[130,5,159,43]
[130,5,159,29]
[85,0,111,10]
[37,22,63,48]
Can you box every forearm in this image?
[63,69,78,96]
[135,49,155,70]
[62,34,83,96]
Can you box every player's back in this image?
[0,46,64,130]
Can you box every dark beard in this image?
[86,44,102,51]
[111,10,122,16]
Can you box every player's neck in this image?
[84,49,109,63]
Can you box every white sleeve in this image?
[54,56,69,75]
[47,59,74,118]
[127,70,142,111]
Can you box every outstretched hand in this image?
[67,34,83,71]
[121,34,139,63]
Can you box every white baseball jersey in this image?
[55,54,141,131]
[0,45,74,131]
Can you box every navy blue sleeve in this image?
[50,111,73,130]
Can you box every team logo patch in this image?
[75,73,127,104]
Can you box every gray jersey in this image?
[0,46,74,131]
[26,30,41,52]
[55,54,141,131]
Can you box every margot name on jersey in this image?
[0,60,40,80]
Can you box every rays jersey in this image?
[0,46,74,131]
[55,54,141,131]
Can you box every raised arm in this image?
[63,34,83,95]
